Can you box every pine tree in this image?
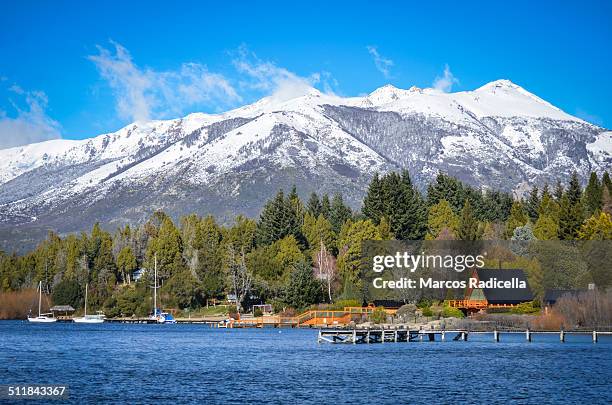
[284,261,323,310]
[533,215,559,240]
[255,190,302,246]
[426,172,466,213]
[320,194,331,219]
[505,201,528,239]
[287,185,304,225]
[362,172,385,224]
[329,193,352,235]
[602,184,612,216]
[553,180,564,202]
[583,172,602,217]
[567,171,582,205]
[525,186,540,222]
[457,199,482,241]
[602,171,612,193]
[306,192,322,218]
[557,194,584,240]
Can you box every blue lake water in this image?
[1,321,611,404]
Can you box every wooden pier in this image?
[317,328,612,344]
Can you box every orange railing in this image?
[448,300,488,309]
[229,306,396,328]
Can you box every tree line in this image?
[0,170,610,316]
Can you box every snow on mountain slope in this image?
[0,79,610,252]
[0,139,83,184]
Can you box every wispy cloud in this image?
[232,46,333,102]
[88,41,241,122]
[0,84,61,149]
[432,64,458,93]
[366,46,393,78]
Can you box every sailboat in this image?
[149,254,176,324]
[27,281,57,323]
[73,284,105,323]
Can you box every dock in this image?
[317,328,612,344]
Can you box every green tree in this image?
[337,219,381,287]
[578,212,612,240]
[256,190,303,246]
[505,201,528,239]
[284,261,323,309]
[116,246,137,285]
[146,217,184,281]
[457,199,482,241]
[566,171,582,205]
[306,192,322,217]
[302,213,336,253]
[583,172,602,217]
[533,215,559,240]
[525,186,540,222]
[163,270,202,309]
[553,180,564,202]
[329,193,352,234]
[603,184,612,215]
[426,199,458,240]
[558,194,585,240]
[51,279,82,308]
[320,194,331,219]
[362,172,385,224]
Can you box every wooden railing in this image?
[448,300,488,309]
[229,306,396,328]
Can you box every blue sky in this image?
[0,0,610,148]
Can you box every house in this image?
[132,268,147,281]
[543,289,585,306]
[449,268,533,312]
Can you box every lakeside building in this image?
[449,268,533,313]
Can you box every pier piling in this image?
[593,331,598,343]
[494,330,500,342]
[526,329,532,342]
[560,330,565,342]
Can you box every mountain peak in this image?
[367,84,409,104]
[476,79,521,92]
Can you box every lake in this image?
[1,321,611,404]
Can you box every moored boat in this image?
[27,281,57,323]
[74,284,106,323]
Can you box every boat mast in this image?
[153,253,157,316]
[84,284,88,316]
[38,281,42,317]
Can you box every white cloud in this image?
[366,46,393,78]
[0,85,61,149]
[232,46,330,103]
[432,64,459,93]
[88,41,241,122]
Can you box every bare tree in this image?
[227,246,252,314]
[315,240,336,302]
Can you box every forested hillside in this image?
[1,170,611,317]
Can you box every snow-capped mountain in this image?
[0,80,610,251]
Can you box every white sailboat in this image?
[73,284,105,323]
[149,254,176,324]
[27,281,57,323]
